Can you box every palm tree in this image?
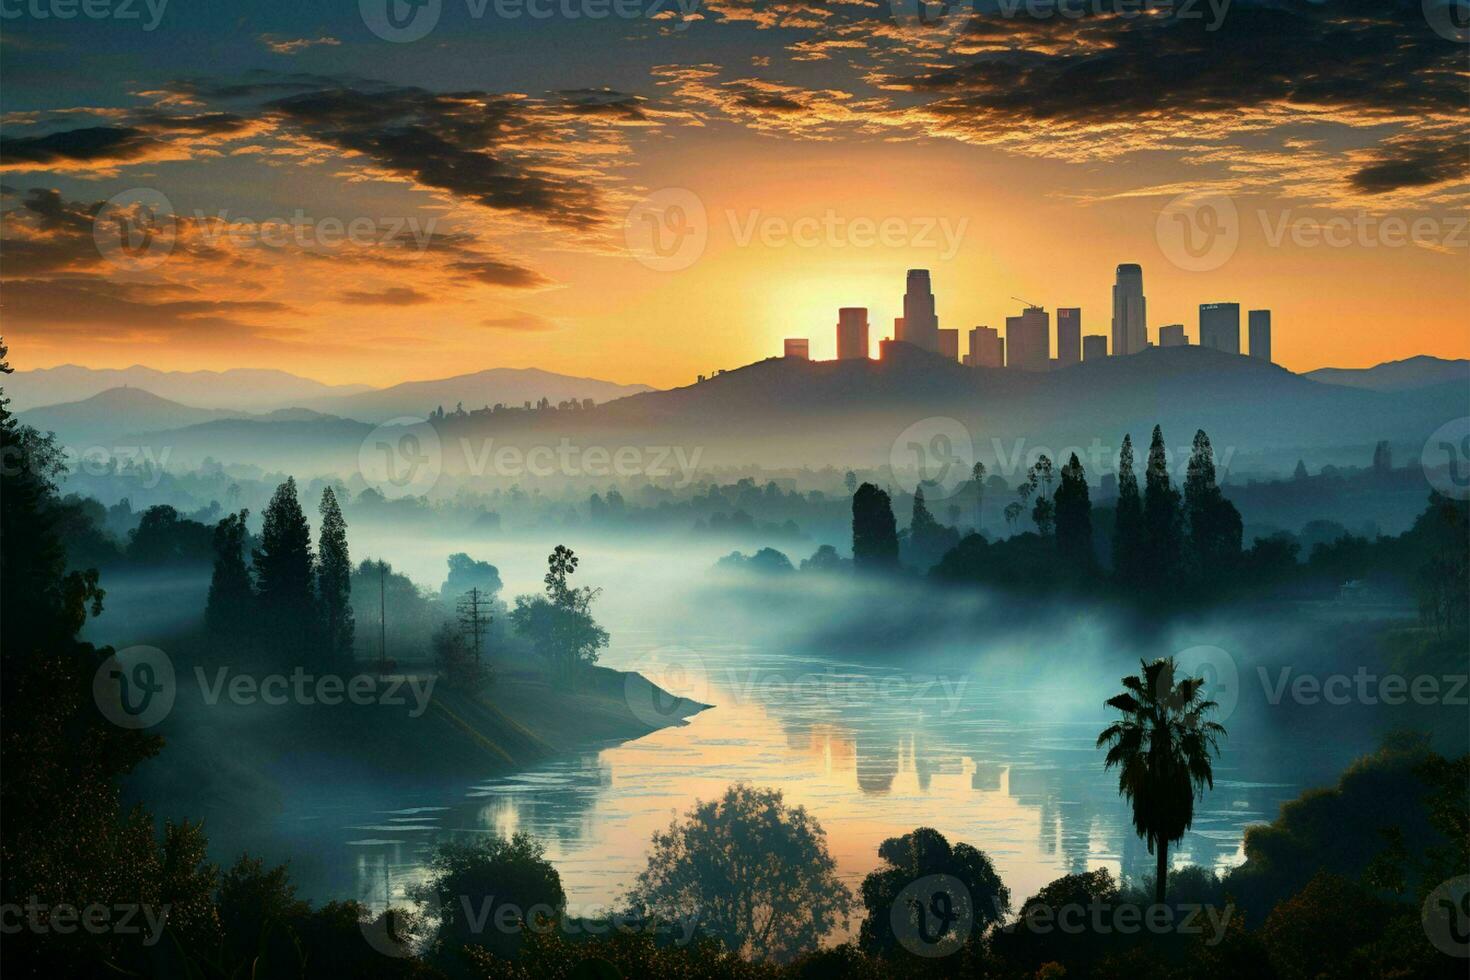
[1097,657,1226,905]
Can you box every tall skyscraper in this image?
[1159,323,1187,347]
[1056,307,1081,366]
[1083,334,1108,361]
[784,338,810,359]
[1199,303,1241,354]
[968,326,1004,368]
[1006,305,1050,371]
[836,307,869,360]
[1249,309,1272,362]
[899,269,940,353]
[938,328,959,361]
[1111,263,1147,356]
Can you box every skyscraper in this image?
[1199,303,1241,354]
[1159,324,1187,347]
[899,269,940,353]
[1111,263,1147,356]
[938,328,959,361]
[1249,309,1272,362]
[783,338,810,359]
[836,307,869,360]
[1056,307,1081,367]
[1083,335,1108,361]
[968,326,1004,368]
[1006,305,1050,371]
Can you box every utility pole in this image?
[457,588,493,665]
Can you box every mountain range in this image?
[1302,355,1470,392]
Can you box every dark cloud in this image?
[0,126,158,166]
[1350,136,1469,194]
[338,286,431,305]
[0,277,286,337]
[479,312,558,332]
[450,258,551,289]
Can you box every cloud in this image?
[479,312,559,332]
[338,286,431,305]
[450,258,552,289]
[259,35,342,55]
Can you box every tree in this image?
[253,477,316,649]
[858,827,1009,955]
[206,509,254,636]
[510,546,607,684]
[844,470,858,496]
[433,620,490,691]
[317,486,354,661]
[627,784,852,962]
[1293,459,1309,480]
[905,484,959,572]
[1141,426,1183,589]
[852,482,899,569]
[1113,434,1144,585]
[1183,429,1242,579]
[413,834,565,963]
[1097,657,1226,905]
[1028,455,1056,536]
[972,461,987,529]
[441,552,503,604]
[1054,453,1093,565]
[1372,440,1392,475]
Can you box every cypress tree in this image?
[205,510,253,637]
[1055,453,1094,566]
[1113,435,1144,585]
[317,487,354,661]
[1142,425,1184,589]
[1184,430,1243,578]
[852,483,899,569]
[253,478,315,650]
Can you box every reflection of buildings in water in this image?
[971,761,1006,792]
[784,722,857,776]
[854,733,900,794]
[461,753,612,849]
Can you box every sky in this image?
[2,0,1467,389]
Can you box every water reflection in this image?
[312,639,1339,934]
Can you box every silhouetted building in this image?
[1006,305,1050,371]
[899,269,940,353]
[938,328,959,361]
[967,326,1003,368]
[784,338,809,359]
[836,307,869,360]
[1159,323,1187,347]
[878,338,903,361]
[1056,307,1081,367]
[1112,263,1147,356]
[1249,309,1272,362]
[1199,302,1241,354]
[1083,334,1108,361]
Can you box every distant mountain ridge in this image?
[4,365,373,413]
[18,387,342,446]
[1304,355,1469,392]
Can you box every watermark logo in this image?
[361,0,441,41]
[1155,192,1239,272]
[624,645,709,728]
[1421,417,1470,500]
[0,0,168,30]
[890,417,975,501]
[360,416,443,498]
[892,874,973,957]
[624,188,708,272]
[1423,0,1469,43]
[1422,876,1470,957]
[93,188,176,271]
[889,0,971,42]
[1172,645,1239,723]
[93,645,176,729]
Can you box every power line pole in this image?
[456,588,493,665]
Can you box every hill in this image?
[299,366,653,422]
[20,387,244,446]
[4,364,372,413]
[1304,355,1470,392]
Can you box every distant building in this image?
[1056,308,1081,367]
[1199,302,1241,354]
[1006,305,1050,371]
[899,269,940,353]
[938,328,959,361]
[1111,263,1147,356]
[1159,323,1187,347]
[836,307,869,360]
[784,338,810,359]
[968,326,1004,368]
[1083,334,1108,361]
[1249,309,1272,362]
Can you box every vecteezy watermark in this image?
[0,899,171,946]
[995,0,1230,30]
[1421,417,1470,501]
[892,874,974,958]
[625,645,710,728]
[358,418,706,497]
[1172,645,1240,723]
[93,646,176,729]
[891,417,976,502]
[0,0,168,30]
[888,0,972,43]
[624,188,708,272]
[1422,876,1470,958]
[360,0,701,42]
[190,210,438,252]
[1257,666,1468,708]
[1423,0,1470,43]
[59,444,172,489]
[93,188,176,271]
[194,667,436,717]
[1157,193,1470,272]
[1000,900,1234,945]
